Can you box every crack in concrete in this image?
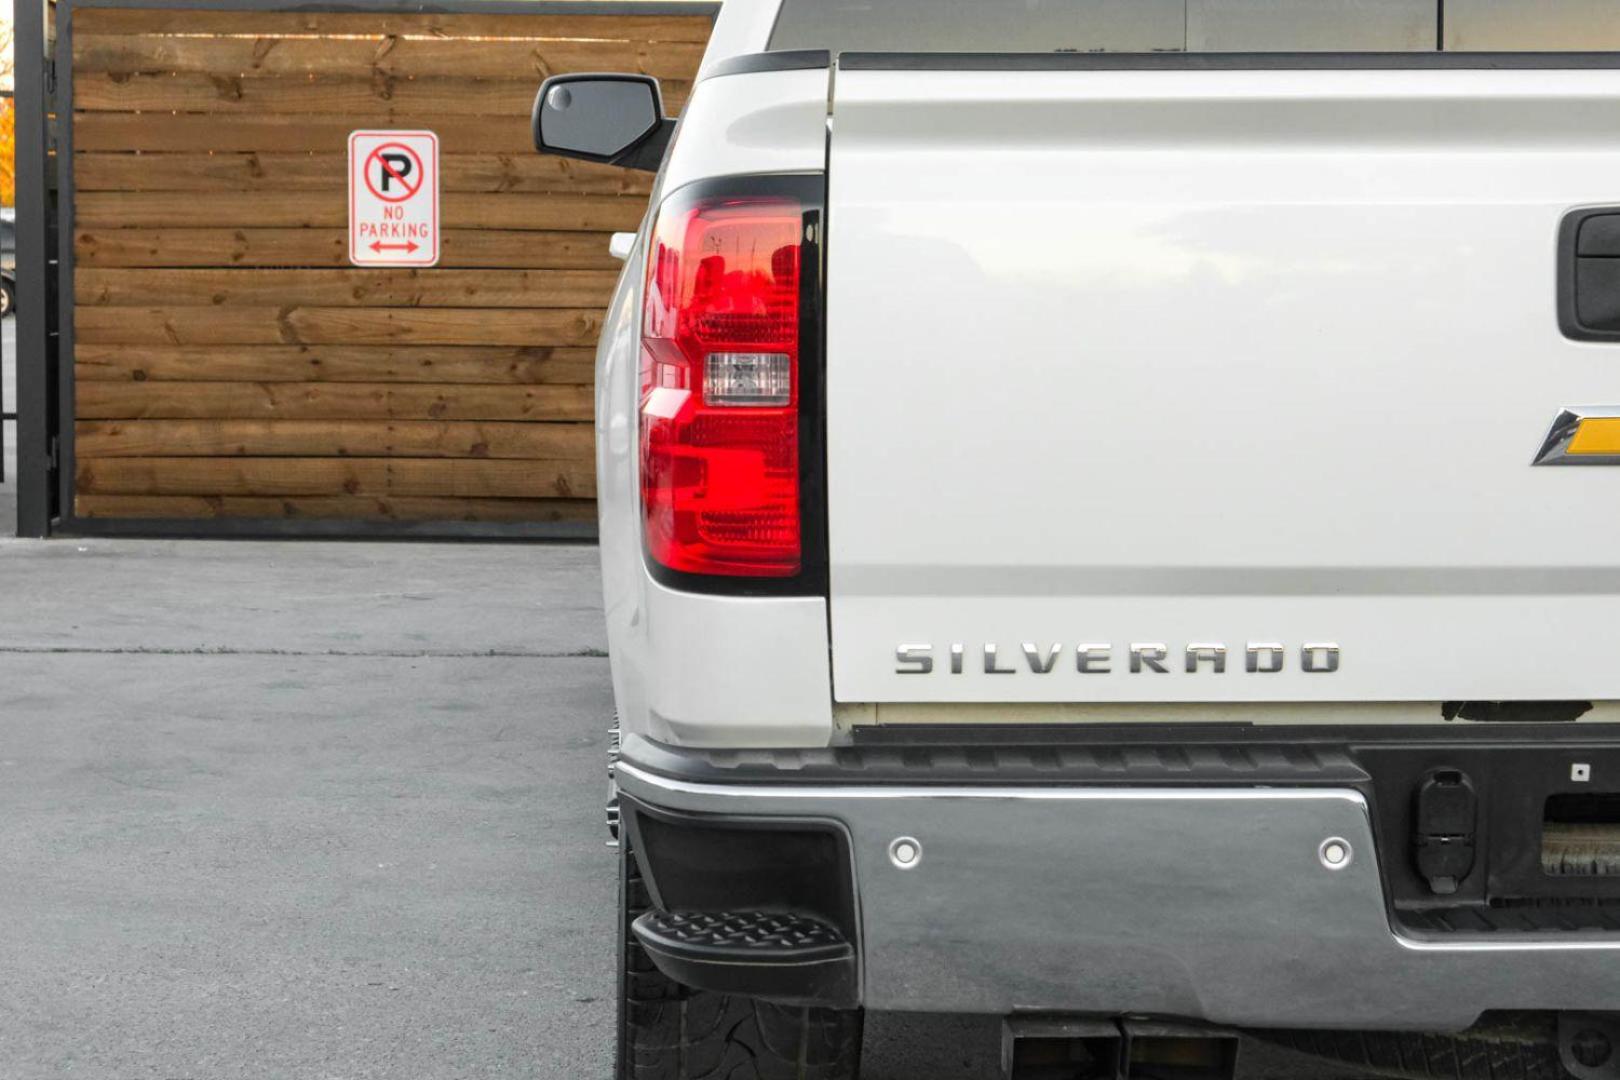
[0,645,609,659]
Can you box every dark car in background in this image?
[1,210,15,317]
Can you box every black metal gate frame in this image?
[14,0,718,540]
[14,0,51,533]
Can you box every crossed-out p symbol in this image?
[364,143,425,203]
[379,153,414,193]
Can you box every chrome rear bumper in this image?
[615,739,1620,1030]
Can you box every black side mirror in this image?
[532,73,673,173]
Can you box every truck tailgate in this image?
[825,62,1620,704]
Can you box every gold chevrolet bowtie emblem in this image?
[1534,407,1620,465]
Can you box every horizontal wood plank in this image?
[72,9,714,43]
[76,191,647,231]
[76,419,594,459]
[75,457,595,498]
[78,268,622,309]
[76,307,606,346]
[78,111,532,153]
[73,34,706,80]
[75,151,655,196]
[74,493,598,522]
[76,381,594,421]
[75,344,595,384]
[74,72,692,118]
[75,228,622,269]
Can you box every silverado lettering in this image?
[893,642,1342,675]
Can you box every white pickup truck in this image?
[534,2,1620,1077]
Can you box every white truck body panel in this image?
[826,67,1620,704]
[660,67,831,195]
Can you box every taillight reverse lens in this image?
[640,191,805,577]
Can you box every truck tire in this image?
[0,277,13,318]
[617,838,863,1080]
[1250,1015,1571,1080]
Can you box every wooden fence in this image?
[64,3,713,530]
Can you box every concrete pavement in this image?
[0,542,618,1078]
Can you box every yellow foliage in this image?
[0,99,13,207]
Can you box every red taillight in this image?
[640,192,805,577]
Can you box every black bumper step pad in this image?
[631,910,857,1008]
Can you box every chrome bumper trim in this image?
[616,761,1620,1029]
[617,763,1365,804]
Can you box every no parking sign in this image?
[348,130,439,267]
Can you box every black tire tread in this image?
[618,840,862,1080]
